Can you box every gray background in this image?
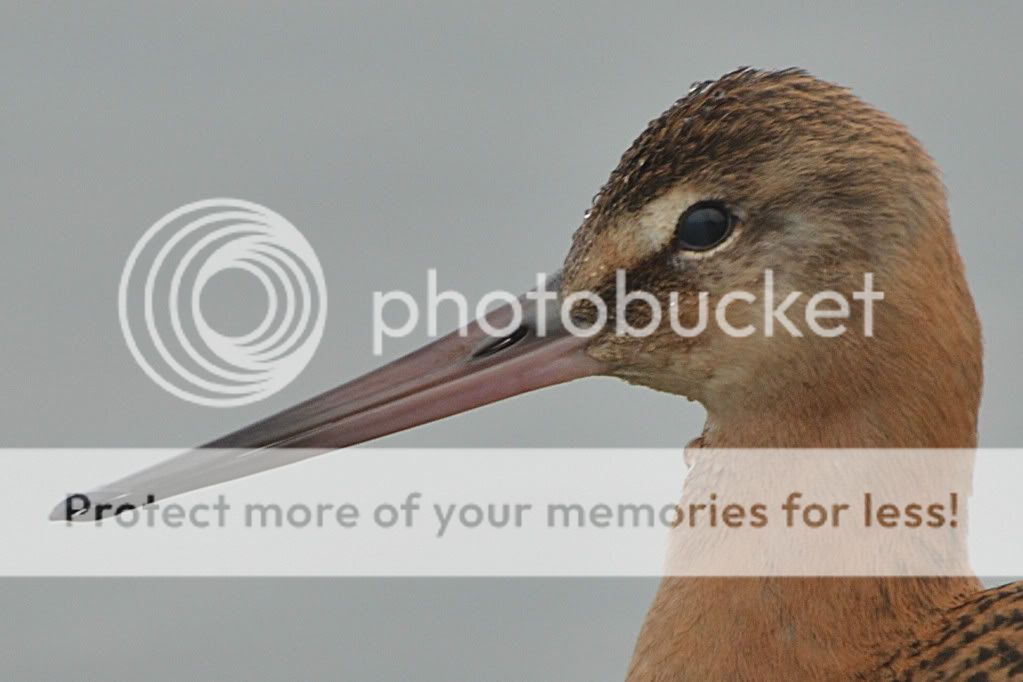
[2,2,1021,680]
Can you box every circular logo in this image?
[118,198,327,407]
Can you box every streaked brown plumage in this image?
[558,68,1017,681]
[882,582,1023,679]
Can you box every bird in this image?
[55,67,1021,680]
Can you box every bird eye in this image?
[674,202,734,251]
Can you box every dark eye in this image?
[674,202,734,251]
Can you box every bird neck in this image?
[701,383,978,448]
[629,225,985,679]
[632,425,982,679]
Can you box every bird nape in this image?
[57,68,1019,681]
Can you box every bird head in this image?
[55,68,983,519]
[560,68,980,438]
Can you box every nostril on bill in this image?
[471,325,530,359]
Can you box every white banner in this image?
[6,448,1019,576]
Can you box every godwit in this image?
[57,68,1021,680]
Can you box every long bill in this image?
[52,275,605,521]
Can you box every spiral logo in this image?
[118,199,327,407]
